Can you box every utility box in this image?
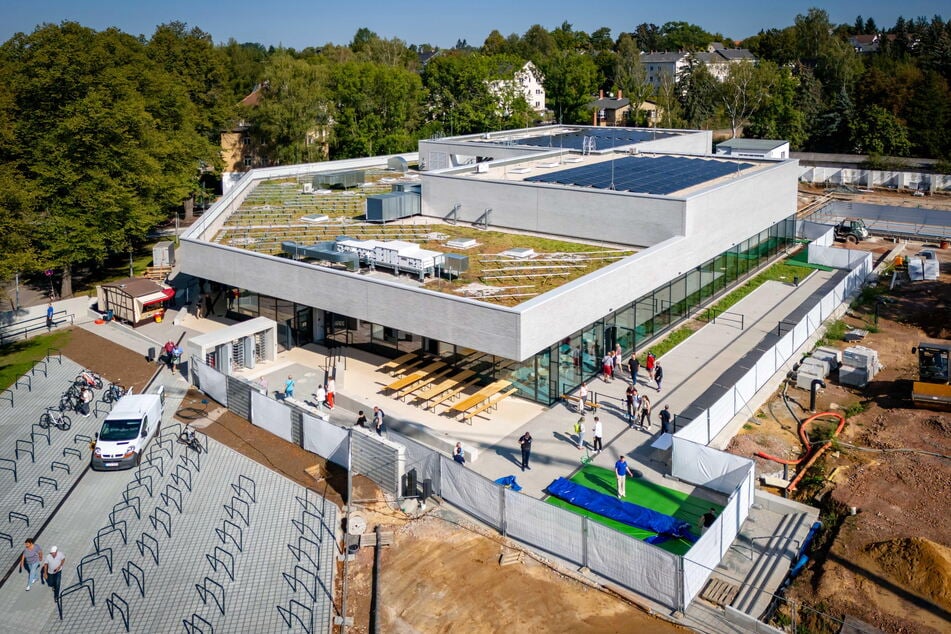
[800,357,831,378]
[812,346,841,370]
[839,366,870,388]
[153,241,175,267]
[796,368,825,390]
[843,346,879,374]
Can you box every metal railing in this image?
[0,310,74,345]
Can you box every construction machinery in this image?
[833,217,870,244]
[911,341,951,410]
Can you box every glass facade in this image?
[226,218,795,405]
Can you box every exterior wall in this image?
[419,173,687,247]
[634,129,711,155]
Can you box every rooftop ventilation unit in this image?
[500,247,535,259]
[446,237,478,249]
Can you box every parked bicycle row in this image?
[41,370,131,430]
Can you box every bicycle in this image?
[177,427,204,453]
[39,407,71,431]
[74,370,103,390]
[102,383,128,404]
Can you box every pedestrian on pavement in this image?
[19,538,43,591]
[601,351,614,382]
[615,456,635,498]
[284,375,295,400]
[204,293,214,317]
[314,384,327,409]
[373,406,384,435]
[42,546,65,602]
[46,302,54,332]
[628,355,640,384]
[699,508,717,535]
[577,381,588,414]
[592,416,603,453]
[645,351,656,382]
[625,385,636,424]
[257,376,268,395]
[78,386,93,417]
[575,416,586,450]
[654,363,664,392]
[519,431,533,471]
[659,405,673,434]
[356,410,368,428]
[639,395,652,430]
[613,344,623,373]
[453,442,466,465]
[325,377,336,409]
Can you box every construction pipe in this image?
[809,379,825,413]
[788,442,831,491]
[755,412,845,466]
[372,525,382,634]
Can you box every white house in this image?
[641,43,756,89]
[488,61,546,114]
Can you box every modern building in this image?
[180,125,797,405]
[716,138,790,160]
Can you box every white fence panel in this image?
[792,320,809,351]
[503,489,584,565]
[194,360,228,406]
[718,494,741,558]
[683,522,722,606]
[302,413,349,468]
[250,389,293,442]
[587,522,681,609]
[733,368,757,416]
[754,354,775,391]
[676,410,710,444]
[672,438,754,493]
[440,456,502,530]
[708,392,734,436]
[775,331,795,365]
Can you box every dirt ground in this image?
[727,238,951,633]
[798,184,951,212]
[57,325,685,633]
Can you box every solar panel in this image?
[524,156,756,195]
[512,128,676,151]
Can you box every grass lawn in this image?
[545,464,723,556]
[0,331,72,391]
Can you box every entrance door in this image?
[294,306,312,346]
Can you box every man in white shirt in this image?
[325,378,336,409]
[42,545,65,601]
[592,416,603,453]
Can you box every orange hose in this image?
[755,411,846,467]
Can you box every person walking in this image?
[615,456,635,498]
[519,431,533,471]
[577,381,588,414]
[453,442,466,465]
[356,410,368,428]
[645,351,656,382]
[613,344,623,374]
[373,406,384,436]
[628,355,640,385]
[639,395,652,430]
[654,363,664,392]
[314,384,327,410]
[592,416,603,453]
[601,351,614,382]
[42,546,65,602]
[325,377,336,409]
[698,508,717,535]
[46,302,54,332]
[575,416,586,450]
[284,375,295,400]
[659,405,673,434]
[625,385,636,425]
[19,538,43,591]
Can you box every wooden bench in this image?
[383,362,445,393]
[427,378,480,411]
[379,352,418,374]
[560,394,601,411]
[463,388,519,424]
[449,380,512,416]
[396,367,453,400]
[411,369,475,405]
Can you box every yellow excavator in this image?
[911,341,951,410]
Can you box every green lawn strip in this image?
[0,331,72,391]
[544,464,723,556]
[787,249,836,272]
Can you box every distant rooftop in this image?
[502,128,677,152]
[717,138,788,152]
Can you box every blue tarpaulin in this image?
[547,477,694,543]
[494,475,522,492]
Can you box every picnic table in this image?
[383,361,446,393]
[448,379,512,416]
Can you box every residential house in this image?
[641,43,756,89]
[488,61,546,115]
[588,90,630,126]
[849,34,880,53]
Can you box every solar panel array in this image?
[512,128,676,151]
[524,155,756,195]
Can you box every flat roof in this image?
[506,127,678,151]
[525,155,756,195]
[717,138,787,151]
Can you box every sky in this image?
[0,1,947,49]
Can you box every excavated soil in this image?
[866,538,951,611]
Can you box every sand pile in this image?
[866,537,951,610]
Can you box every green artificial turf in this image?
[787,248,836,271]
[545,464,724,556]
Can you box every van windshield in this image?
[100,418,142,441]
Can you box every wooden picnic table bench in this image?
[560,393,601,411]
[383,361,446,393]
[413,369,476,405]
[396,366,453,400]
[462,388,519,424]
[424,376,480,411]
[379,352,418,374]
[449,380,512,416]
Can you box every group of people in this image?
[162,340,183,370]
[19,539,65,601]
[355,406,385,436]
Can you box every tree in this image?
[678,58,720,128]
[719,60,777,138]
[631,23,662,52]
[850,106,911,156]
[482,30,508,55]
[349,28,378,54]
[904,71,951,158]
[746,66,807,148]
[658,21,714,51]
[654,71,684,128]
[614,35,652,124]
[539,50,598,124]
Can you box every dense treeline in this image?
[1,9,949,297]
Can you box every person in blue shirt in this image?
[284,375,295,399]
[615,457,635,498]
[46,303,54,331]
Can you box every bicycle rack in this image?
[110,497,141,525]
[182,613,214,634]
[37,476,58,490]
[295,494,324,516]
[282,564,319,602]
[47,348,62,365]
[95,522,128,552]
[124,482,152,502]
[73,433,92,445]
[215,519,243,552]
[78,548,113,582]
[161,483,183,513]
[62,447,82,460]
[15,439,34,463]
[0,531,13,548]
[51,460,70,474]
[32,359,48,377]
[195,576,225,615]
[180,448,201,472]
[31,424,50,446]
[292,510,324,544]
[287,535,321,571]
[149,507,172,538]
[277,599,314,634]
[148,442,173,463]
[131,472,154,496]
[136,531,159,566]
[205,546,235,582]
[121,560,145,598]
[144,453,165,476]
[171,464,192,492]
[15,375,31,392]
[94,400,111,417]
[8,511,29,527]
[0,458,17,482]
[56,578,95,621]
[24,492,45,508]
[231,474,257,503]
[224,496,250,527]
[0,388,12,408]
[106,592,130,632]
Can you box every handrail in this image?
[699,307,745,330]
[0,310,74,345]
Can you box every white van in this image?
[91,387,165,470]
